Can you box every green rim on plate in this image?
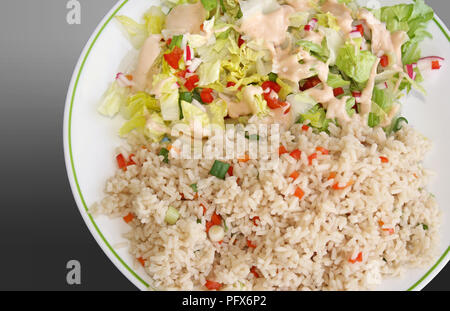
[67,0,450,291]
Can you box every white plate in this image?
[63,0,450,290]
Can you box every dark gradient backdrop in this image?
[0,0,448,290]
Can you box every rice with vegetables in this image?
[92,0,443,290]
[92,118,440,290]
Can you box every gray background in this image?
[0,0,448,290]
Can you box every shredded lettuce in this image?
[98,81,129,117]
[221,0,241,18]
[336,42,377,84]
[321,27,344,66]
[198,60,222,86]
[153,74,180,121]
[327,72,350,88]
[115,16,148,49]
[207,99,228,129]
[317,12,340,31]
[297,40,329,62]
[143,6,166,35]
[239,86,270,117]
[286,93,317,121]
[298,104,330,132]
[180,100,210,127]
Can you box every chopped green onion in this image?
[192,88,203,104]
[422,223,428,230]
[190,183,198,193]
[165,206,180,225]
[209,160,230,180]
[268,72,278,82]
[245,132,260,140]
[368,112,380,128]
[393,117,408,132]
[180,92,193,103]
[197,219,202,224]
[159,148,169,163]
[236,8,243,19]
[169,35,183,49]
[223,218,228,232]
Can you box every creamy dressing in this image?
[132,35,162,92]
[305,84,351,123]
[165,1,206,35]
[239,5,294,46]
[272,47,328,83]
[303,29,324,45]
[359,57,380,115]
[358,9,407,66]
[380,104,400,127]
[321,0,353,34]
[219,93,252,119]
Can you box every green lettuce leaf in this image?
[144,112,170,142]
[115,16,148,49]
[153,74,180,121]
[98,81,129,117]
[336,42,377,84]
[143,6,166,35]
[327,72,350,88]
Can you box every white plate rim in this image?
[63,0,450,291]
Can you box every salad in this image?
[98,0,443,141]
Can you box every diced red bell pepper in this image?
[205,280,222,290]
[116,154,127,171]
[238,35,245,48]
[432,60,441,70]
[380,54,389,67]
[184,74,199,91]
[333,87,344,97]
[163,46,184,70]
[300,76,321,91]
[261,81,281,93]
[355,24,364,37]
[200,88,214,103]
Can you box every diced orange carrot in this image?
[294,187,304,200]
[289,149,301,160]
[348,252,363,264]
[380,156,389,163]
[316,146,329,155]
[308,153,317,165]
[137,257,146,266]
[289,171,300,180]
[238,154,250,163]
[332,179,354,190]
[123,212,134,223]
[279,145,288,155]
[328,172,337,180]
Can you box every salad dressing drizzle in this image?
[321,0,353,35]
[358,9,407,66]
[360,57,381,116]
[165,1,207,35]
[132,35,162,92]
